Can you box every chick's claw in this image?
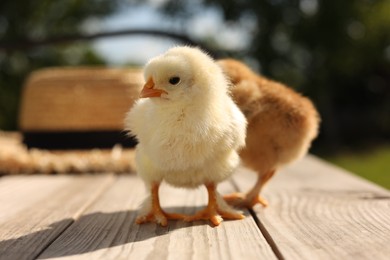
[136,182,186,227]
[136,211,167,226]
[184,207,244,226]
[224,193,269,208]
[256,196,269,207]
[136,210,186,227]
[183,183,245,226]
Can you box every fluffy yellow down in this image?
[125,46,247,189]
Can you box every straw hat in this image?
[19,67,143,149]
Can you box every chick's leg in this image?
[136,182,184,226]
[224,170,276,208]
[245,170,275,207]
[184,183,244,226]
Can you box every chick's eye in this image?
[169,76,180,85]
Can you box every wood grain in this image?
[0,175,114,260]
[38,175,277,259]
[3,155,386,259]
[232,155,390,260]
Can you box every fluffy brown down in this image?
[218,59,320,207]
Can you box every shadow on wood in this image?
[1,208,251,259]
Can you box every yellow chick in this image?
[125,47,247,226]
[218,59,320,208]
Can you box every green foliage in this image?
[154,0,390,151]
[0,0,389,153]
[325,146,390,189]
[0,0,118,39]
[0,0,119,130]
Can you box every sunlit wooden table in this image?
[0,155,389,260]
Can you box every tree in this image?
[1,0,389,152]
[0,0,120,129]
[148,0,390,151]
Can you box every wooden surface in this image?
[0,155,389,260]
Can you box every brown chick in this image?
[218,59,320,208]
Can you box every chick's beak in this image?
[140,78,168,98]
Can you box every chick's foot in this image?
[136,182,185,227]
[184,204,244,226]
[224,193,268,208]
[136,209,185,227]
[184,183,244,226]
[224,170,275,208]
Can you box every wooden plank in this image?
[232,155,390,260]
[0,174,114,260]
[39,175,277,259]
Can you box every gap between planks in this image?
[248,208,285,260]
[0,172,280,259]
[229,176,286,260]
[231,155,390,260]
[37,175,277,259]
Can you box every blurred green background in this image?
[0,0,389,188]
